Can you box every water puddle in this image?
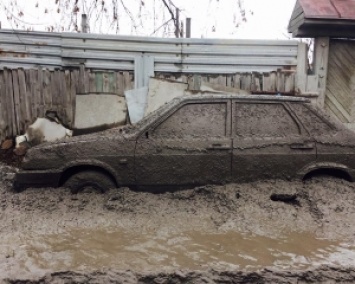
[1,228,355,277]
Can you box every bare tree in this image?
[1,0,248,37]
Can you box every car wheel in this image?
[64,170,116,194]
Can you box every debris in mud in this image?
[0,142,22,167]
[13,141,30,156]
[0,163,18,187]
[1,138,13,150]
[270,193,299,205]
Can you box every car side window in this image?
[152,103,227,137]
[290,103,333,135]
[234,103,300,137]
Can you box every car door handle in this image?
[206,144,230,150]
[119,158,128,165]
[290,143,314,150]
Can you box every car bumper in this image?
[13,170,62,191]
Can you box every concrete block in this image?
[74,94,127,130]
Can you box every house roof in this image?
[288,0,355,38]
[300,0,355,20]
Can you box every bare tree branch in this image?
[2,0,250,37]
[161,0,176,23]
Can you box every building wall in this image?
[325,39,355,126]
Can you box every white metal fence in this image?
[0,30,301,73]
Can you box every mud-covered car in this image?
[14,94,355,192]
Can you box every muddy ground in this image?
[1,163,355,283]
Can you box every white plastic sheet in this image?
[124,87,148,124]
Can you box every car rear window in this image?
[233,103,300,137]
[152,103,227,137]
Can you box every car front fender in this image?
[297,162,354,181]
[61,159,119,185]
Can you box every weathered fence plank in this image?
[24,70,33,126]
[64,70,71,126]
[6,70,16,136]
[0,72,7,137]
[270,72,277,92]
[84,70,90,93]
[240,74,252,91]
[116,72,124,96]
[233,74,241,89]
[12,70,21,134]
[103,72,110,93]
[18,69,29,131]
[35,69,43,118]
[285,73,295,92]
[71,70,79,125]
[42,69,50,116]
[252,73,261,91]
[78,65,86,94]
[50,71,58,112]
[59,71,67,123]
[277,70,285,92]
[123,72,133,92]
[89,72,96,93]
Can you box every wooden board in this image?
[64,70,71,126]
[42,69,51,116]
[6,69,16,136]
[12,70,21,134]
[0,72,7,138]
[325,39,355,122]
[24,70,33,126]
[18,69,30,131]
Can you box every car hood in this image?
[22,126,136,170]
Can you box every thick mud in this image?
[1,163,355,283]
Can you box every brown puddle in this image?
[1,228,355,278]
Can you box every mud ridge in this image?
[5,266,355,284]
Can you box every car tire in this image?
[64,170,116,194]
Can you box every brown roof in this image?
[288,0,355,37]
[300,0,355,20]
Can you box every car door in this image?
[135,100,232,188]
[290,102,355,174]
[232,101,316,182]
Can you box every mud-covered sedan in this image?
[14,94,355,192]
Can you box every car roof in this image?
[178,92,310,103]
[132,92,311,135]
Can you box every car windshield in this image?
[121,97,182,135]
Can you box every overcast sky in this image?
[1,0,297,39]
[178,0,296,39]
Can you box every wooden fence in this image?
[157,70,295,93]
[0,68,295,142]
[0,67,133,140]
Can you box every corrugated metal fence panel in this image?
[0,31,62,70]
[0,30,299,73]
